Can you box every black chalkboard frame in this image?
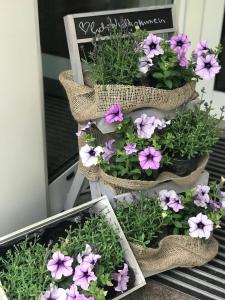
[64,5,175,84]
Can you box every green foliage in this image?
[150,40,195,89]
[0,238,51,300]
[85,28,141,85]
[162,101,223,159]
[58,214,124,275]
[115,194,166,247]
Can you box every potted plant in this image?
[113,179,225,276]
[78,104,209,193]
[59,28,222,123]
[163,99,224,176]
[0,196,145,299]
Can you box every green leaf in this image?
[174,221,183,228]
[145,169,153,177]
[164,79,173,89]
[152,72,164,79]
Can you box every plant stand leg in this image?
[90,181,102,199]
[64,168,85,210]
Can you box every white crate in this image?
[0,196,145,300]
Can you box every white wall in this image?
[0,0,47,236]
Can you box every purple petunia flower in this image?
[66,284,94,300]
[138,56,153,74]
[102,139,116,161]
[194,40,209,57]
[47,251,73,280]
[193,185,210,208]
[177,50,189,68]
[134,114,164,139]
[188,213,213,239]
[83,252,101,265]
[195,54,221,80]
[138,146,162,170]
[73,262,97,290]
[104,104,123,124]
[112,263,129,293]
[168,196,184,212]
[76,121,96,137]
[124,143,138,155]
[41,286,67,300]
[209,199,221,212]
[141,33,164,58]
[170,33,191,54]
[80,144,103,167]
[77,244,92,264]
[159,189,178,210]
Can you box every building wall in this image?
[0,0,47,236]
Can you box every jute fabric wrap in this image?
[129,235,218,274]
[98,156,208,192]
[59,70,197,123]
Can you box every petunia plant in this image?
[79,104,171,180]
[114,178,225,247]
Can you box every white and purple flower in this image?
[177,50,189,68]
[220,191,225,209]
[77,244,92,264]
[193,185,210,208]
[141,33,164,58]
[41,286,67,300]
[195,54,221,80]
[170,33,191,54]
[134,114,165,139]
[138,146,162,170]
[138,56,153,74]
[188,212,213,239]
[112,263,129,293]
[159,189,178,210]
[73,262,97,290]
[124,143,138,155]
[47,250,73,280]
[167,196,184,213]
[102,139,116,161]
[104,104,123,124]
[194,40,209,57]
[80,144,103,167]
[76,121,96,137]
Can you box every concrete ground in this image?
[124,279,198,300]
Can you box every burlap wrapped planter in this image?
[59,70,197,123]
[129,235,218,276]
[97,156,208,193]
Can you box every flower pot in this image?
[97,156,208,195]
[59,70,197,123]
[168,156,200,177]
[0,196,145,300]
[114,193,219,277]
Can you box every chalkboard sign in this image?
[64,5,175,84]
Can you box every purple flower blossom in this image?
[194,40,209,57]
[124,143,138,155]
[170,33,191,54]
[134,114,163,139]
[138,56,153,74]
[138,146,162,170]
[41,286,67,300]
[83,252,101,265]
[73,262,97,290]
[188,213,213,239]
[77,244,92,264]
[159,189,178,210]
[195,54,221,80]
[80,144,103,167]
[76,121,96,137]
[112,263,129,293]
[141,33,164,58]
[168,196,184,212]
[177,50,189,68]
[104,104,123,124]
[66,284,94,300]
[193,185,210,208]
[209,199,221,212]
[47,251,73,280]
[102,139,115,161]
